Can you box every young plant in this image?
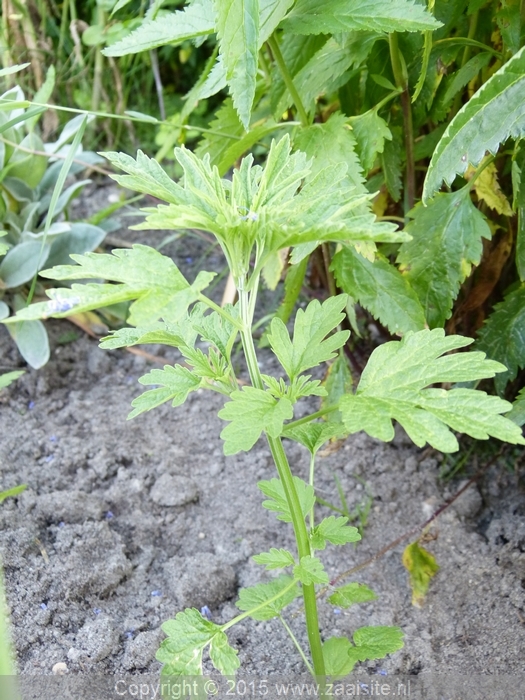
[5,138,524,689]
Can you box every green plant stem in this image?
[267,36,310,128]
[467,154,496,188]
[237,282,326,684]
[433,37,501,58]
[279,615,314,676]
[197,294,243,331]
[389,33,415,212]
[285,406,339,430]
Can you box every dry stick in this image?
[321,444,508,595]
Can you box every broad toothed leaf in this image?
[267,296,349,381]
[214,0,259,128]
[6,246,214,327]
[128,365,201,419]
[327,583,377,609]
[397,187,491,328]
[293,555,329,585]
[340,329,525,452]
[235,575,299,620]
[218,387,293,455]
[348,110,392,173]
[332,247,427,335]
[476,285,525,394]
[283,0,441,34]
[103,0,215,56]
[507,387,525,426]
[258,476,315,523]
[322,637,355,679]
[259,0,295,42]
[157,608,239,677]
[253,548,295,570]
[424,46,525,200]
[347,626,404,666]
[310,516,361,550]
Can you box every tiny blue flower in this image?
[185,257,193,264]
[333,608,341,615]
[151,590,162,597]
[105,511,114,520]
[49,435,58,442]
[45,455,54,463]
[28,401,35,410]
[40,603,47,610]
[93,608,102,615]
[125,630,134,639]
[377,669,388,676]
[47,297,80,314]
[200,605,212,621]
[58,522,65,528]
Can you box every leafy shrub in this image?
[0,79,106,368]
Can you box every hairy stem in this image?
[267,36,310,128]
[389,33,415,212]
[237,283,326,683]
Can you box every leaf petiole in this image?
[221,579,298,632]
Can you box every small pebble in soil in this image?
[52,662,68,675]
[198,532,205,539]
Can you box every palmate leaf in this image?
[310,516,361,550]
[267,296,349,381]
[340,329,525,452]
[332,246,426,334]
[218,387,293,455]
[283,0,441,34]
[476,285,525,394]
[6,246,214,327]
[103,0,215,56]
[258,476,315,523]
[236,575,299,620]
[397,187,492,328]
[129,365,202,419]
[214,0,259,129]
[348,110,392,173]
[157,608,239,677]
[423,45,525,200]
[282,421,347,455]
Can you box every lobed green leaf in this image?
[293,555,329,585]
[128,365,202,419]
[327,583,377,609]
[235,575,299,620]
[253,548,295,570]
[310,516,361,550]
[340,329,525,451]
[258,476,315,523]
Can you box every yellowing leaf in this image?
[402,540,439,607]
[467,162,514,216]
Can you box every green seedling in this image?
[5,137,524,693]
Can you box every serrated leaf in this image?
[424,46,525,200]
[310,516,361,550]
[381,126,403,202]
[267,296,350,381]
[476,285,525,394]
[218,387,293,455]
[293,555,329,585]
[157,608,239,677]
[282,422,347,455]
[346,626,404,666]
[507,387,525,426]
[283,0,441,33]
[397,187,492,328]
[258,476,315,523]
[260,0,295,42]
[103,1,215,56]
[294,112,366,193]
[402,540,439,607]
[101,150,190,204]
[214,0,259,128]
[322,637,355,678]
[195,98,279,176]
[332,247,426,334]
[468,161,514,216]
[321,350,353,424]
[8,246,214,327]
[235,575,299,620]
[99,325,193,350]
[327,583,377,609]
[496,0,521,56]
[192,307,238,358]
[253,548,295,570]
[128,365,202,419]
[349,111,392,172]
[340,328,525,451]
[442,52,492,105]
